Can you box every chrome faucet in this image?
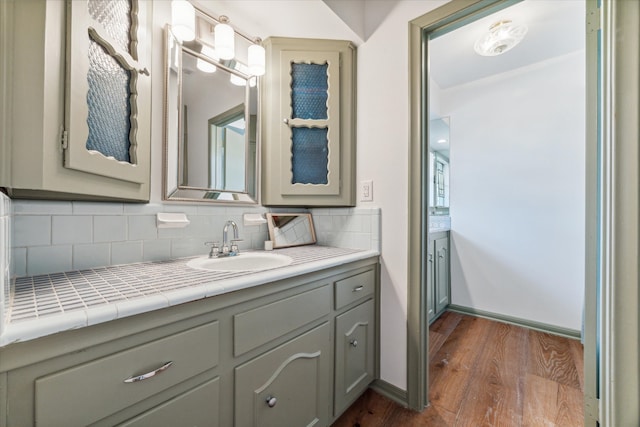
[222,220,241,256]
[204,220,242,258]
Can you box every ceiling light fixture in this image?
[474,19,528,57]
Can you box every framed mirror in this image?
[429,116,450,214]
[266,213,317,248]
[163,11,259,204]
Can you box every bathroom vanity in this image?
[0,249,378,427]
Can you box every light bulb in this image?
[248,43,265,76]
[197,45,217,73]
[215,16,235,60]
[171,0,195,42]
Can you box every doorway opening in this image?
[407,0,598,423]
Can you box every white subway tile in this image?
[143,239,171,261]
[171,238,203,258]
[73,201,124,215]
[52,216,92,245]
[128,215,157,240]
[93,216,127,243]
[27,245,72,276]
[73,243,110,271]
[11,248,26,278]
[12,200,72,215]
[111,241,143,265]
[13,216,51,246]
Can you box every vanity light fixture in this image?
[171,3,266,77]
[474,19,528,56]
[248,38,266,76]
[196,45,217,73]
[215,15,235,60]
[171,0,196,42]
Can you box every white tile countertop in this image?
[2,246,379,347]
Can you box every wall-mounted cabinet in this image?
[0,0,151,201]
[427,231,450,323]
[261,37,356,206]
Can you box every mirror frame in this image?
[162,14,260,205]
[266,213,317,249]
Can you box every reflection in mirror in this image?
[163,12,259,204]
[266,213,317,248]
[429,117,450,214]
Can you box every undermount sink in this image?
[186,252,293,272]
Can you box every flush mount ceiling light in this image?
[474,19,528,57]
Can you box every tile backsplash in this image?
[10,200,381,278]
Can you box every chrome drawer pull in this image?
[124,361,173,383]
[352,285,364,292]
[266,396,277,408]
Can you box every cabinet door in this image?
[64,0,151,184]
[435,236,450,314]
[427,242,436,322]
[334,299,375,416]
[235,323,331,427]
[118,377,219,427]
[262,37,356,206]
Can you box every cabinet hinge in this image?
[585,394,600,423]
[587,5,601,33]
[60,128,68,150]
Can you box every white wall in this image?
[442,51,585,331]
[356,1,448,390]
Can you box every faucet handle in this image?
[230,239,243,254]
[204,241,220,258]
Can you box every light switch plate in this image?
[361,180,373,202]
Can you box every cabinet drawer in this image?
[119,377,220,427]
[35,321,219,427]
[335,269,375,309]
[234,284,331,356]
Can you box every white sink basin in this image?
[186,252,293,272]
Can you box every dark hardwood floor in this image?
[332,311,584,426]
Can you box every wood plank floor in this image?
[332,312,584,426]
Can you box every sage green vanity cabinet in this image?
[428,231,450,323]
[0,0,151,201]
[0,258,378,427]
[261,37,357,206]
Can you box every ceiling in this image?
[429,0,585,89]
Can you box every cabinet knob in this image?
[283,118,289,124]
[350,339,358,348]
[266,396,277,408]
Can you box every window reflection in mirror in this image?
[429,117,450,214]
[163,20,259,204]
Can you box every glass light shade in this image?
[248,44,265,76]
[171,0,195,42]
[215,21,235,60]
[474,20,527,57]
[230,73,246,86]
[197,45,217,73]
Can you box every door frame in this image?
[407,0,639,424]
